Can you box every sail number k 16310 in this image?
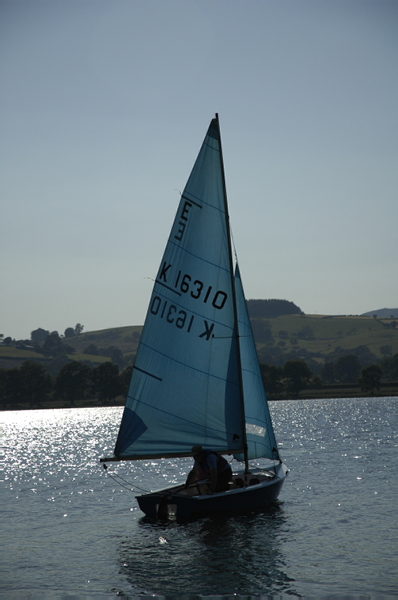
[150,296,215,341]
[158,261,228,310]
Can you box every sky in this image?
[1,0,397,341]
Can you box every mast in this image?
[215,113,250,474]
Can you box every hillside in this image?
[0,326,143,371]
[252,313,398,368]
[361,308,398,318]
[1,315,397,374]
[64,325,142,354]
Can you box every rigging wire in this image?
[230,224,239,265]
[102,464,150,494]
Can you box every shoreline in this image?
[2,385,397,411]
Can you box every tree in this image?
[247,299,303,318]
[283,360,313,397]
[41,331,75,357]
[320,361,336,384]
[30,328,49,343]
[18,361,53,407]
[351,345,377,366]
[91,362,121,404]
[297,326,314,340]
[109,346,126,369]
[55,361,92,405]
[83,344,99,355]
[64,327,76,338]
[251,320,274,344]
[358,364,383,395]
[380,345,392,357]
[310,376,323,389]
[260,364,284,395]
[334,355,362,384]
[119,365,133,397]
[42,331,66,357]
[75,323,84,335]
[380,353,398,380]
[45,355,71,378]
[0,368,7,408]
[3,367,25,408]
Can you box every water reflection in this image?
[118,504,296,597]
[3,400,397,596]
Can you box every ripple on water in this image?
[2,398,398,596]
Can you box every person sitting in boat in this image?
[184,445,232,494]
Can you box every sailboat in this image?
[101,114,288,519]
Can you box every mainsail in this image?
[113,115,280,468]
[114,118,245,459]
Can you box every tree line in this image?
[247,299,303,318]
[1,352,397,410]
[0,360,133,410]
[261,353,398,398]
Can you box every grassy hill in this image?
[1,316,397,373]
[63,325,143,354]
[254,314,398,362]
[361,308,398,318]
[50,315,398,361]
[0,326,143,371]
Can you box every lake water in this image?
[1,397,397,598]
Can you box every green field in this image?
[64,325,142,354]
[43,316,398,360]
[0,326,143,370]
[255,314,398,360]
[1,316,397,371]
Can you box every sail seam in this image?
[183,195,225,214]
[155,279,182,296]
[203,140,220,153]
[168,239,230,273]
[241,367,264,378]
[181,194,202,208]
[125,394,239,439]
[138,341,240,385]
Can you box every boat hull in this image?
[136,463,288,519]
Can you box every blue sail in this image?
[115,118,245,459]
[234,265,280,461]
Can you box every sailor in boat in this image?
[184,445,233,494]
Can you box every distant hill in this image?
[1,308,398,374]
[247,299,303,318]
[361,308,398,318]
